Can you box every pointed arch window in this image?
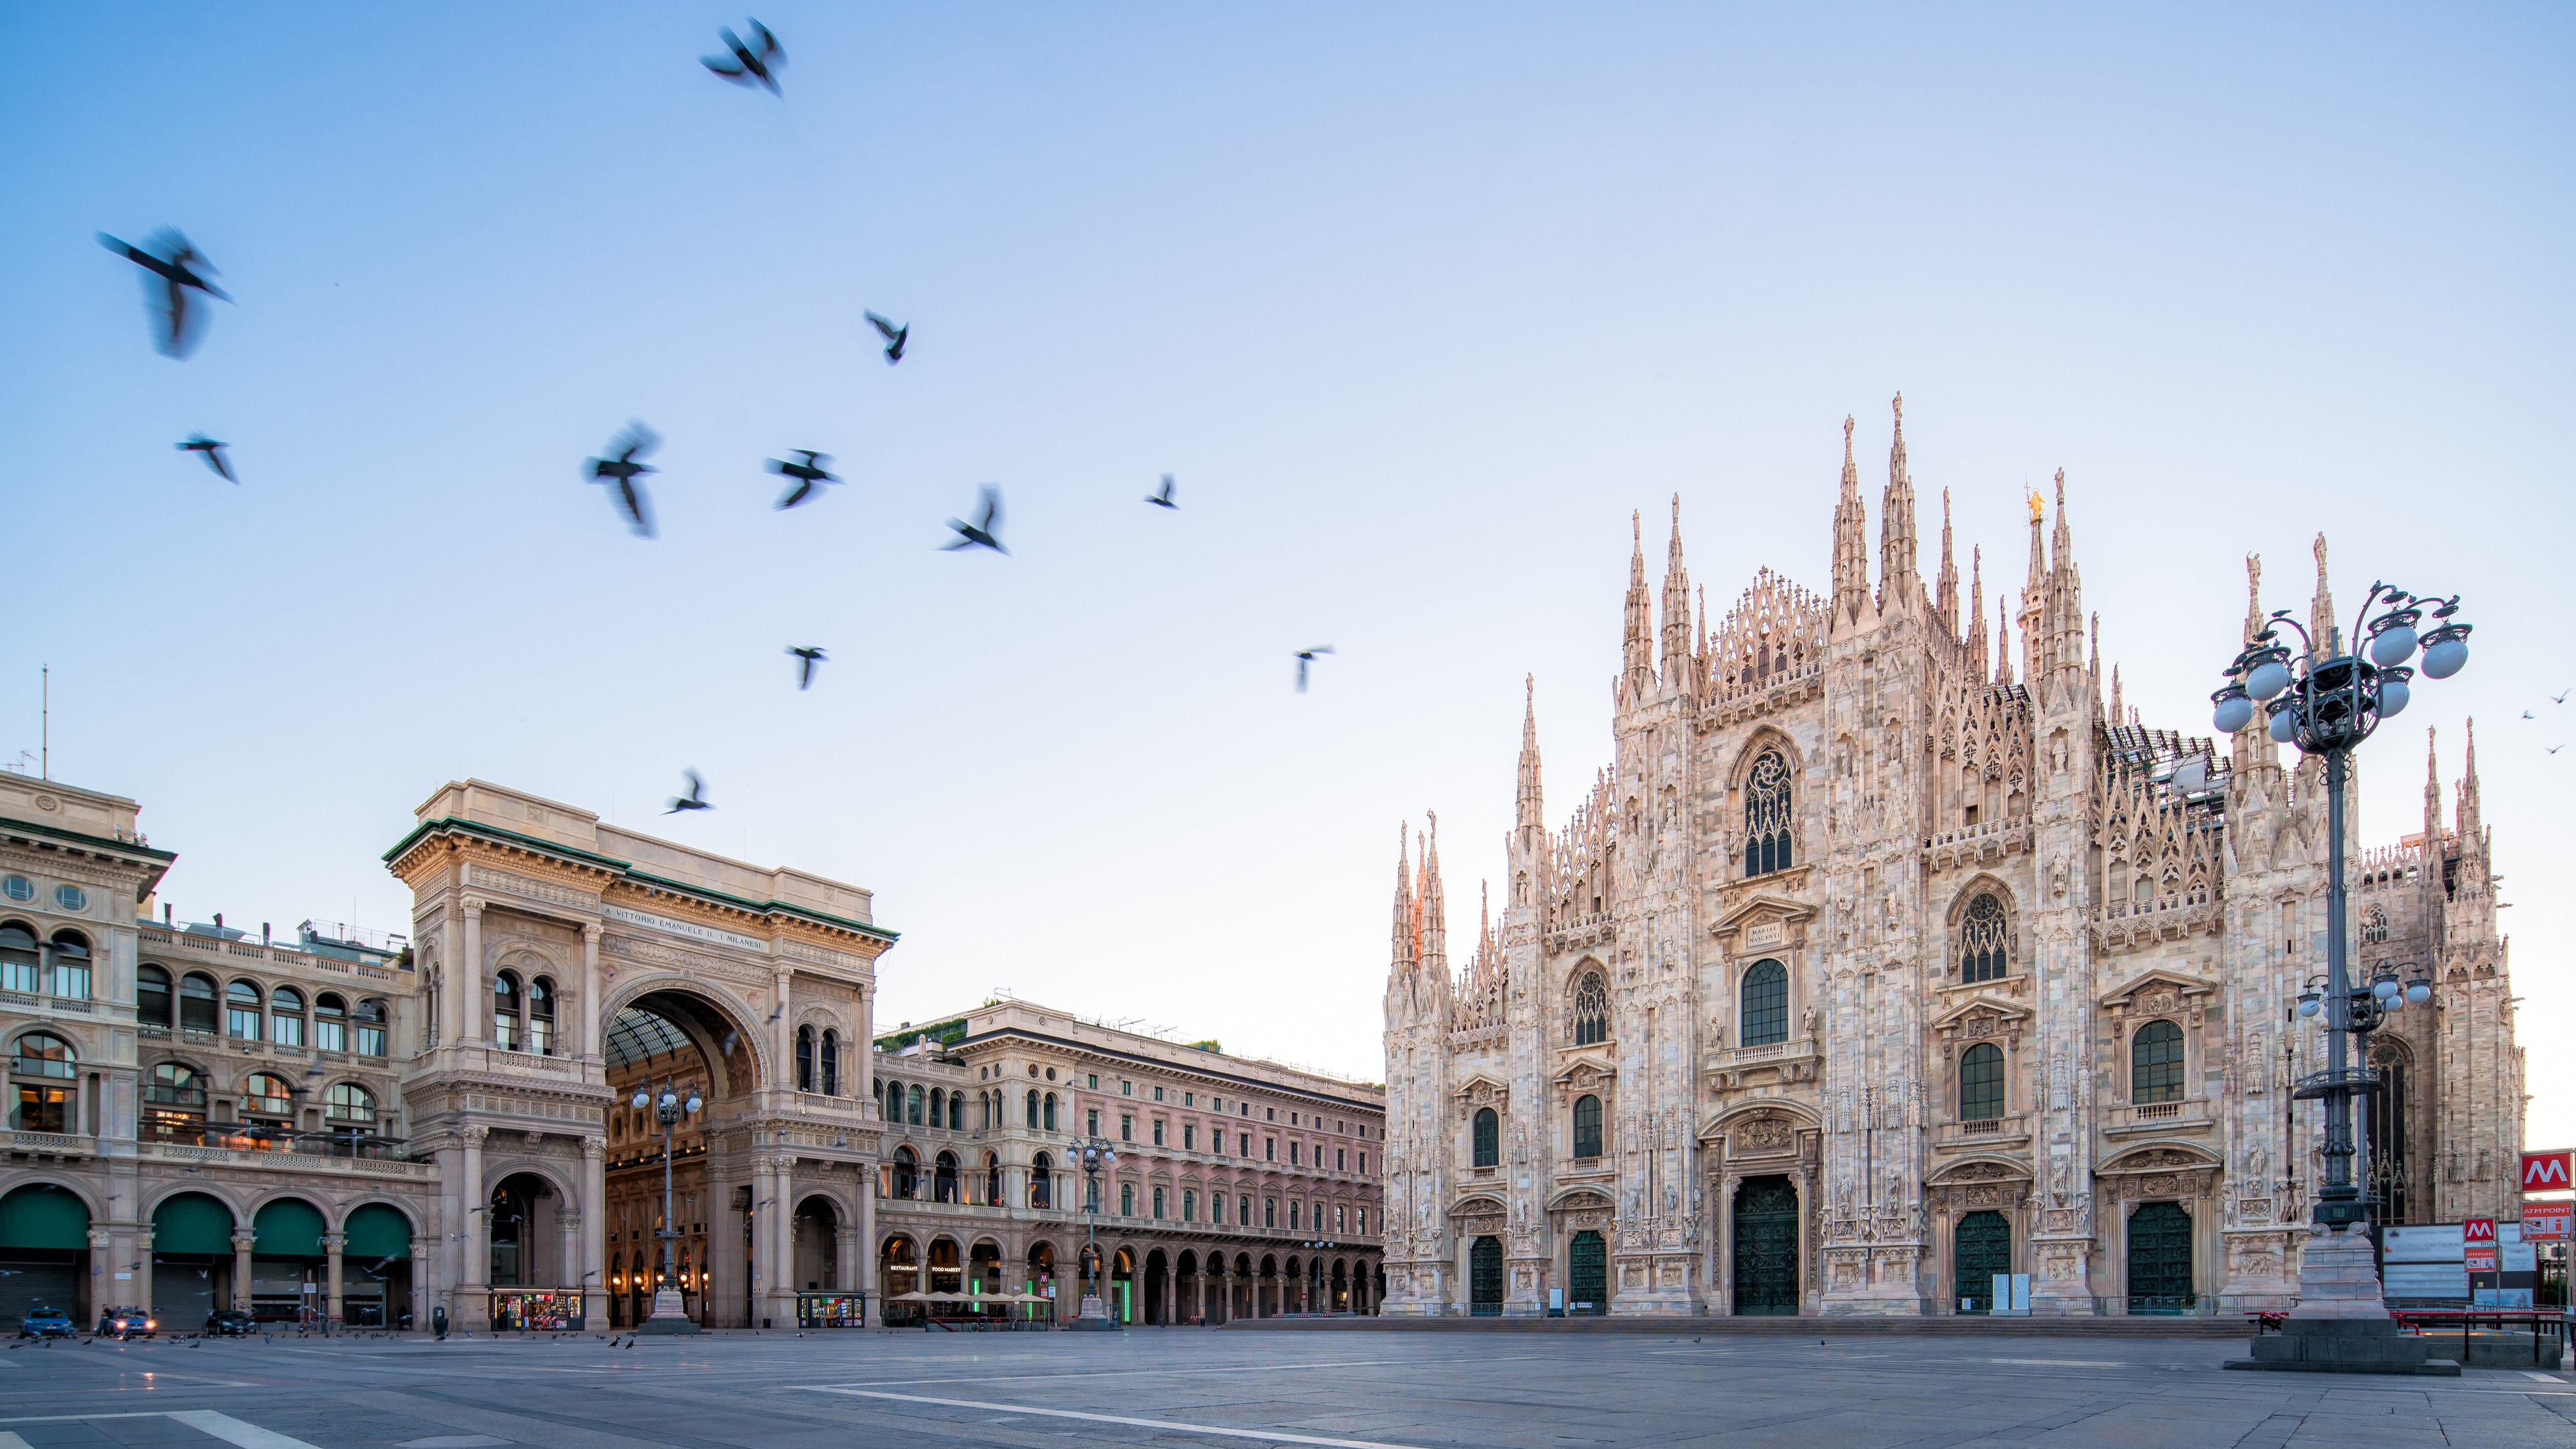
[2361,906,2389,946]
[1959,894,2009,983]
[1027,1088,1041,1128]
[796,1026,816,1092]
[2131,1020,2185,1104]
[1571,971,1609,1046]
[1571,1094,1603,1160]
[1044,1092,1058,1132]
[1740,959,1788,1047]
[1959,1042,2004,1122]
[820,1030,839,1096]
[1471,1107,1498,1168]
[1743,748,1794,878]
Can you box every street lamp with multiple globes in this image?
[2214,581,2469,1372]
[1069,1135,1119,1330]
[631,1076,703,1334]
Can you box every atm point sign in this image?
[2527,1202,2574,1242]
[2523,1150,2575,1194]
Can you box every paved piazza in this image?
[4,1330,2573,1449]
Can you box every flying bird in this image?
[665,770,711,814]
[2555,691,2569,704]
[865,311,909,363]
[1295,645,1335,693]
[942,485,1007,553]
[2523,711,2535,719]
[702,19,783,94]
[2551,746,2565,756]
[1147,473,1177,509]
[787,645,826,689]
[98,229,231,357]
[769,450,838,509]
[587,422,661,537]
[177,434,235,483]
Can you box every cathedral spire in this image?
[1660,494,1693,688]
[2109,661,2123,723]
[1516,675,1544,846]
[2424,725,2443,842]
[1878,393,1920,611]
[2049,471,2086,695]
[2457,718,2482,842]
[1623,511,1653,698]
[1390,823,1417,971]
[2235,555,2279,771]
[1420,813,1448,978]
[2019,484,2046,687]
[1967,543,1987,678]
[1935,487,1960,637]
[1831,415,1870,625]
[1995,595,2013,685]
[2309,533,2337,653]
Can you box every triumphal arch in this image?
[385,780,892,1330]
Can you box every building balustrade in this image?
[1935,1112,2031,1148]
[2102,1098,2213,1136]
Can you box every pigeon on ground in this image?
[665,770,711,814]
[1146,473,1176,509]
[865,311,909,363]
[941,485,1006,553]
[98,228,230,357]
[1295,646,1335,693]
[703,20,783,93]
[587,422,661,537]
[788,646,826,689]
[177,434,235,482]
[769,450,838,509]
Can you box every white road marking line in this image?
[2525,1370,2564,1382]
[0,1413,321,1449]
[1988,1358,2130,1367]
[168,1412,327,1449]
[803,1387,1430,1448]
[816,1352,1561,1388]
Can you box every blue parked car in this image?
[19,1308,75,1339]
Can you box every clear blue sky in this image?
[3,6,2569,1132]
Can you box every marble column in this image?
[323,1232,345,1328]
[579,925,603,1061]
[87,1228,110,1322]
[835,1224,859,1300]
[856,1165,878,1326]
[459,900,486,1046]
[231,1231,255,1312]
[580,1136,607,1327]
[459,1126,489,1328]
[409,1242,429,1331]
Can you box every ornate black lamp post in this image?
[1069,1136,1119,1330]
[631,1076,703,1334]
[2216,583,2469,1374]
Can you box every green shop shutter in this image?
[151,1193,237,1254]
[0,1184,91,1251]
[253,1199,329,1259]
[341,1204,411,1258]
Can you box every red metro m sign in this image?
[2523,1150,2575,1194]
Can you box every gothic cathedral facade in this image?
[1379,399,2524,1317]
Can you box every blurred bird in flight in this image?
[587,422,661,537]
[98,229,230,357]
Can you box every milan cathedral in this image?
[1379,398,2524,1316]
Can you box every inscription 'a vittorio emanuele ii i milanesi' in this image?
[1379,397,2525,1318]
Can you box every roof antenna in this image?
[39,664,47,781]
